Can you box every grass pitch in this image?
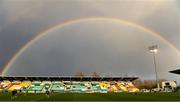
[0,92,180,101]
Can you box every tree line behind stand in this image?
[74,71,168,90]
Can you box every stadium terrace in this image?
[0,76,139,93]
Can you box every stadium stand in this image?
[51,81,64,92]
[0,76,139,93]
[7,81,22,91]
[28,81,44,93]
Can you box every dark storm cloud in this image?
[0,0,104,71]
[5,20,179,82]
[141,2,180,49]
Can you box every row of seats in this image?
[0,81,139,93]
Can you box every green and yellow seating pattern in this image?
[0,81,139,93]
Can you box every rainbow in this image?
[2,17,180,75]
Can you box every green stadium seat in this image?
[51,83,64,92]
[28,82,44,93]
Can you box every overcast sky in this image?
[0,0,180,82]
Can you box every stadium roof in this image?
[169,69,180,75]
[0,76,138,81]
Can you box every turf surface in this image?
[0,92,180,101]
